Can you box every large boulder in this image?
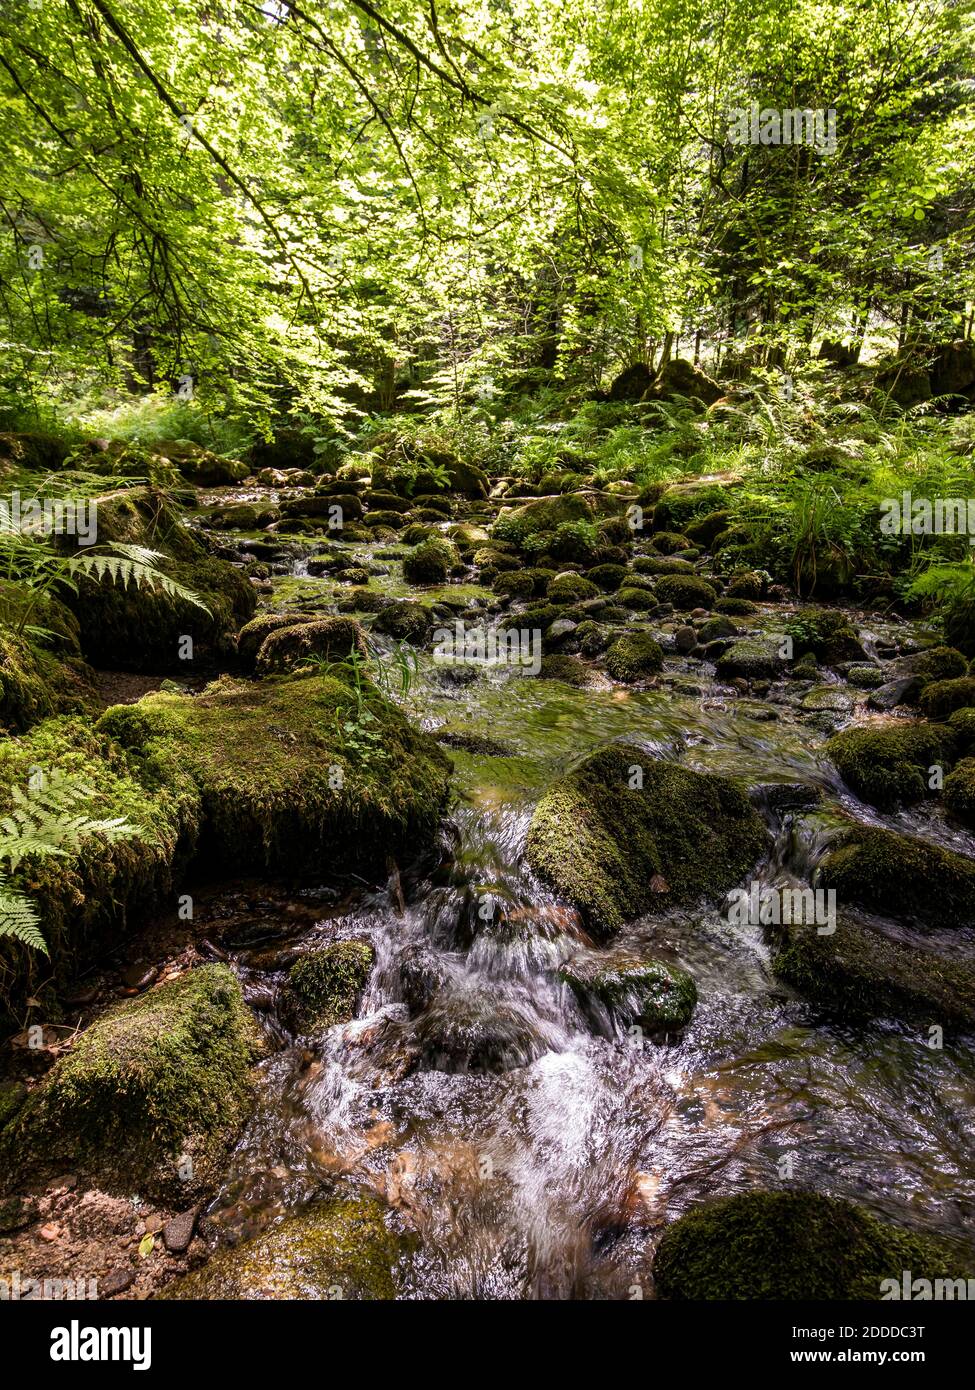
[158,1192,409,1299]
[525,745,768,935]
[0,965,260,1201]
[644,358,722,406]
[824,720,954,810]
[817,825,975,930]
[653,1192,964,1300]
[608,363,653,401]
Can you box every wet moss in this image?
[785,609,865,664]
[254,617,367,674]
[525,744,768,935]
[157,1192,410,1299]
[653,1192,966,1300]
[280,940,374,1033]
[653,574,716,611]
[560,953,697,1031]
[943,757,975,828]
[817,825,975,928]
[96,673,451,875]
[604,632,663,682]
[547,572,599,604]
[538,654,590,685]
[772,913,975,1026]
[824,720,954,810]
[0,965,260,1201]
[919,676,975,720]
[402,536,460,585]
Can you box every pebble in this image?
[100,1266,136,1297]
[162,1210,197,1254]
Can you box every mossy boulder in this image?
[633,554,695,576]
[560,951,697,1032]
[586,563,627,592]
[716,635,788,681]
[538,654,590,686]
[944,757,975,827]
[236,611,316,667]
[371,600,433,644]
[493,494,594,547]
[62,489,256,671]
[279,940,374,1033]
[817,825,975,929]
[919,677,975,720]
[653,1192,964,1300]
[0,716,196,1029]
[525,745,768,935]
[653,574,715,611]
[157,1192,409,1300]
[547,572,599,605]
[493,571,536,601]
[786,609,865,665]
[155,441,249,486]
[772,913,975,1027]
[255,617,367,675]
[617,586,659,612]
[0,619,94,731]
[96,674,451,876]
[402,536,460,585]
[0,965,260,1201]
[896,645,969,687]
[824,720,954,810]
[604,632,663,682]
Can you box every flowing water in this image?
[197,506,975,1299]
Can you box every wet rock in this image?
[372,600,433,644]
[546,617,578,644]
[604,632,663,682]
[399,944,453,1013]
[846,663,886,689]
[158,1193,409,1299]
[785,609,866,665]
[866,676,920,710]
[817,825,975,929]
[415,986,546,1073]
[918,676,975,720]
[674,626,697,653]
[653,1192,964,1300]
[402,536,460,585]
[800,685,853,714]
[100,1267,137,1297]
[279,941,374,1034]
[824,719,954,809]
[716,635,788,681]
[749,782,822,812]
[525,743,769,935]
[560,951,697,1032]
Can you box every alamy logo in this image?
[728,102,837,156]
[726,882,836,935]
[432,621,542,676]
[50,1320,151,1370]
[881,1270,975,1300]
[1,1270,97,1299]
[880,492,975,545]
[0,491,98,545]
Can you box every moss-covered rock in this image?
[897,645,969,687]
[402,536,460,585]
[280,940,374,1033]
[785,609,865,665]
[824,720,954,810]
[493,494,594,547]
[716,635,788,681]
[538,654,590,685]
[493,571,536,601]
[371,600,433,644]
[255,617,367,675]
[0,618,96,731]
[586,563,627,592]
[604,632,663,682]
[948,706,975,753]
[236,611,316,667]
[919,677,975,720]
[97,674,451,876]
[633,555,695,576]
[944,757,975,827]
[525,745,768,935]
[817,825,975,929]
[547,572,599,605]
[650,530,694,556]
[653,574,716,611]
[0,965,260,1201]
[157,1192,409,1299]
[616,586,659,612]
[772,912,975,1027]
[560,951,697,1032]
[62,489,256,670]
[653,1192,965,1300]
[0,716,196,1029]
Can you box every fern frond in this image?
[0,875,48,955]
[67,552,211,614]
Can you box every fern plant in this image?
[0,770,140,954]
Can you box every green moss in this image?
[818,825,975,928]
[947,706,975,753]
[0,965,260,1201]
[157,1192,410,1300]
[653,1192,966,1300]
[773,913,975,1026]
[919,677,975,720]
[280,940,374,1033]
[604,632,663,681]
[96,674,451,875]
[493,570,535,601]
[901,645,969,686]
[944,598,975,659]
[402,536,460,585]
[525,744,768,935]
[943,757,975,827]
[785,608,864,664]
[633,555,695,576]
[560,952,696,1031]
[254,617,367,674]
[538,654,590,685]
[493,494,594,547]
[0,715,197,1029]
[825,720,954,810]
[236,611,316,667]
[371,600,433,643]
[650,530,693,555]
[654,574,716,611]
[547,572,599,604]
[714,596,756,615]
[586,563,627,592]
[616,587,659,611]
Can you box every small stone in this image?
[162,1209,198,1254]
[39,1223,60,1241]
[675,626,697,652]
[144,1214,165,1235]
[100,1267,136,1297]
[121,963,159,991]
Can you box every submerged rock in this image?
[0,965,260,1201]
[653,1192,965,1300]
[560,951,697,1032]
[414,986,546,1073]
[525,744,768,935]
[158,1192,409,1299]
